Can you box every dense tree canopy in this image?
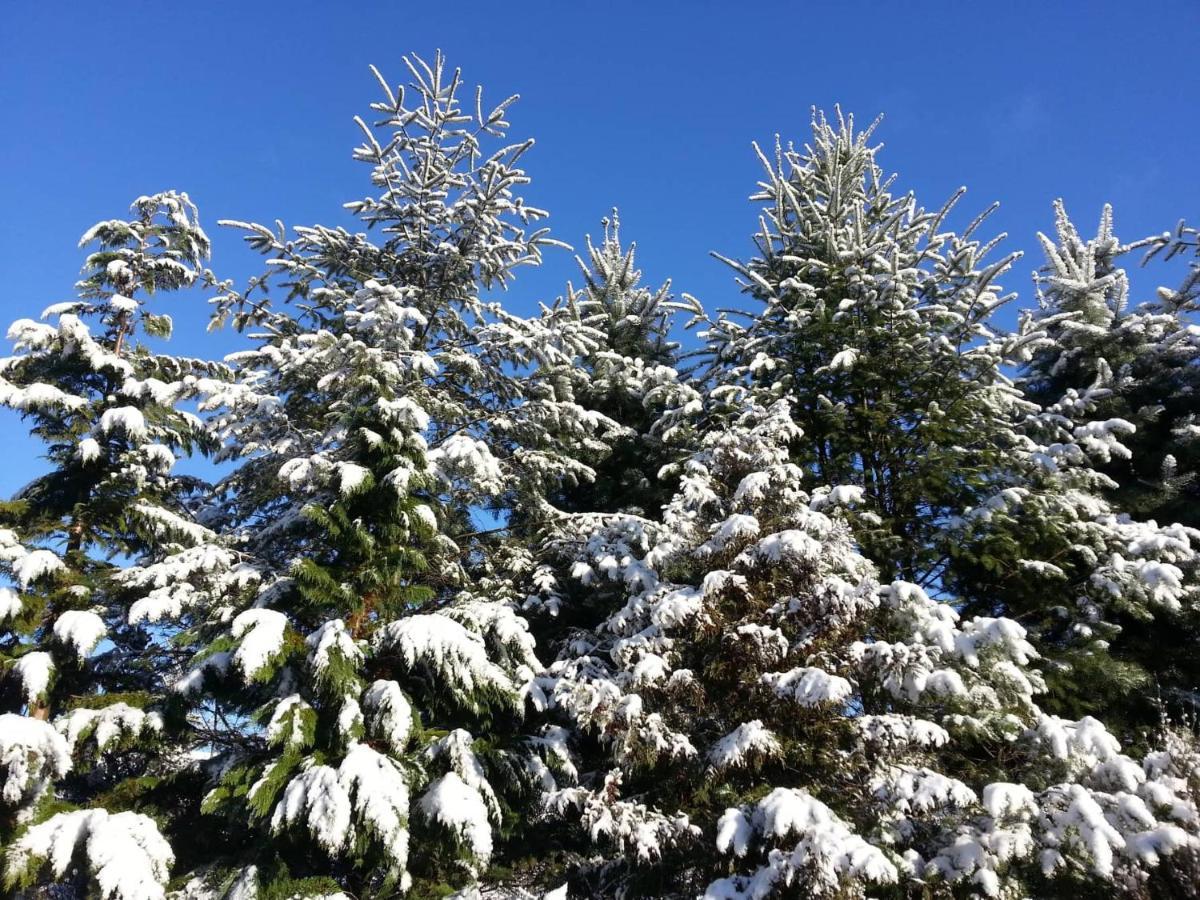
[1,55,1198,900]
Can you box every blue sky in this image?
[1,1,1196,495]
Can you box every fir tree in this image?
[519,213,701,654]
[0,192,221,900]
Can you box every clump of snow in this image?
[98,406,148,441]
[56,703,163,753]
[52,609,108,658]
[374,613,514,704]
[707,720,781,770]
[230,608,289,682]
[419,772,496,863]
[0,713,70,807]
[4,808,173,900]
[0,587,23,621]
[362,679,413,754]
[12,549,64,587]
[12,652,54,704]
[761,666,853,707]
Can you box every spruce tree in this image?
[1020,205,1200,724]
[520,213,701,644]
[700,110,1198,723]
[1023,205,1200,525]
[0,193,221,899]
[537,395,1200,898]
[544,212,695,518]
[148,54,592,897]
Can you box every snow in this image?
[707,720,781,770]
[374,613,514,702]
[761,666,853,707]
[109,294,139,313]
[746,529,824,565]
[12,549,64,587]
[265,695,314,748]
[0,380,88,412]
[1040,783,1126,876]
[740,787,899,893]
[270,764,353,855]
[56,703,163,752]
[337,742,410,869]
[77,437,103,463]
[715,808,753,857]
[426,729,501,820]
[0,713,70,806]
[828,347,859,371]
[52,609,108,658]
[134,503,212,545]
[306,618,364,677]
[336,461,371,494]
[99,406,149,441]
[857,715,949,749]
[699,513,760,554]
[1030,714,1122,768]
[871,765,977,814]
[982,782,1038,820]
[12,651,54,703]
[362,679,413,753]
[429,435,504,494]
[270,747,414,871]
[0,586,23,620]
[230,608,289,681]
[419,771,494,863]
[4,808,174,900]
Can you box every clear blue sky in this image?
[1,1,1196,495]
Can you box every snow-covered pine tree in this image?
[1019,205,1200,725]
[699,110,1198,721]
[0,192,223,900]
[1023,205,1200,525]
[536,395,1200,898]
[542,212,696,519]
[155,55,592,897]
[518,212,702,641]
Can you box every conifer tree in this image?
[544,212,695,518]
[147,55,590,897]
[537,396,1200,898]
[0,193,221,899]
[519,214,701,653]
[1020,206,1200,723]
[699,111,1198,720]
[1023,206,1200,525]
